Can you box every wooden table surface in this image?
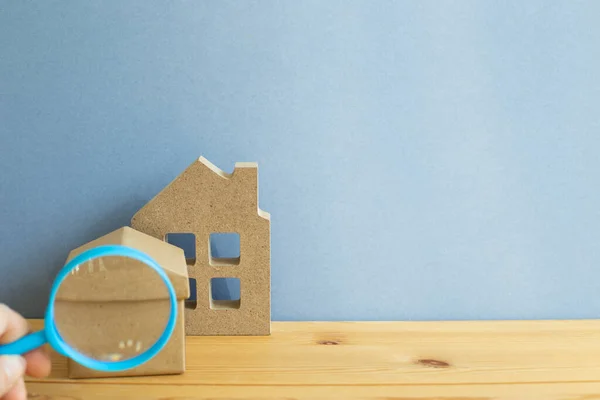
[23,318,600,399]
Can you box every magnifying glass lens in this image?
[53,255,171,362]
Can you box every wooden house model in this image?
[57,226,190,378]
[131,156,271,336]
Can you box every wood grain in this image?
[25,381,600,400]
[24,319,600,399]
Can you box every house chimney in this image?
[233,162,259,209]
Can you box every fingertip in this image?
[24,348,52,378]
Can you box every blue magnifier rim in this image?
[44,244,178,372]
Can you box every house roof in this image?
[59,226,190,302]
[131,156,270,237]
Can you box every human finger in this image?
[1,377,26,400]
[23,347,51,378]
[0,305,29,344]
[0,304,51,379]
[0,356,25,398]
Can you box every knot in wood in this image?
[417,359,451,368]
[317,339,341,345]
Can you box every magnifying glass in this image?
[0,245,177,373]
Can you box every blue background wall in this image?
[2,1,600,320]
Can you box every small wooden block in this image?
[131,156,271,336]
[60,226,190,378]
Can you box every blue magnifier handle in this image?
[0,330,48,355]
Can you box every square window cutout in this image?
[185,278,197,310]
[165,233,196,266]
[210,278,240,309]
[209,233,240,266]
